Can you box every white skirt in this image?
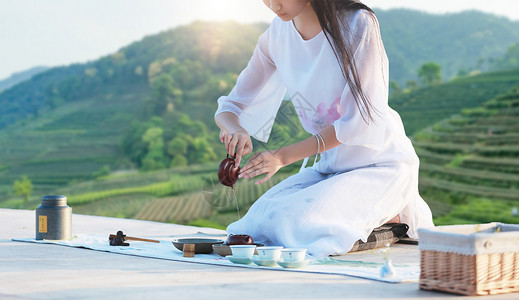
[226,161,434,257]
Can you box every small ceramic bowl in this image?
[256,246,283,260]
[213,243,264,257]
[230,245,257,258]
[280,248,307,262]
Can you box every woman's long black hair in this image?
[309,0,377,123]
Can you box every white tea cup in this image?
[280,248,307,262]
[230,245,256,258]
[256,246,283,260]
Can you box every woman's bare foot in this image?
[386,215,401,224]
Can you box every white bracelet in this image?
[316,133,326,154]
[314,134,321,165]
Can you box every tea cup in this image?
[230,245,256,258]
[280,248,307,262]
[256,246,283,260]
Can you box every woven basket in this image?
[418,223,519,296]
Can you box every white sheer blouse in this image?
[215,9,418,173]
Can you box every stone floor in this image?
[1,208,517,299]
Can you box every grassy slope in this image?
[389,68,519,135]
[0,82,149,198]
[414,86,519,224]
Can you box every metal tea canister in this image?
[35,195,72,240]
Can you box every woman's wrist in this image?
[215,112,247,135]
[275,126,341,167]
[276,139,315,167]
[275,146,293,167]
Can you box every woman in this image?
[214,0,434,256]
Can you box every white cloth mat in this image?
[13,234,420,283]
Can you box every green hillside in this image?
[2,10,519,129]
[376,9,519,84]
[0,82,149,194]
[414,86,519,224]
[389,68,519,135]
[0,20,266,129]
[0,66,49,93]
[0,20,267,196]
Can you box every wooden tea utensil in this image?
[183,244,195,257]
[109,230,160,244]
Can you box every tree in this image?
[456,68,469,78]
[92,165,111,178]
[492,43,519,71]
[167,137,188,167]
[141,127,167,170]
[418,62,442,86]
[476,58,486,72]
[405,80,418,92]
[121,117,163,167]
[146,73,182,116]
[389,80,402,95]
[170,154,188,167]
[167,137,188,157]
[190,137,217,164]
[13,175,32,203]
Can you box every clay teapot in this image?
[218,154,240,188]
[226,234,254,245]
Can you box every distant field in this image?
[2,151,296,229]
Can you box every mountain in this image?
[0,66,49,93]
[375,9,519,85]
[1,10,519,129]
[0,20,267,129]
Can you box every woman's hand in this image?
[238,150,285,184]
[220,128,253,167]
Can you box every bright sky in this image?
[1,0,518,80]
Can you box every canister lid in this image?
[41,195,68,206]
